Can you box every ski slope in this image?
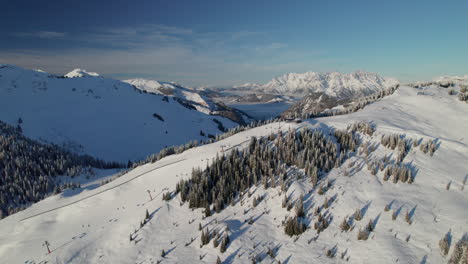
[0,85,467,264]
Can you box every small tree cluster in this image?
[458,92,468,103]
[419,139,438,156]
[383,164,413,184]
[348,121,375,136]
[448,233,468,264]
[314,213,330,233]
[381,134,406,151]
[284,217,307,236]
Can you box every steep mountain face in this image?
[282,92,353,118]
[235,71,399,98]
[0,65,237,162]
[267,71,399,118]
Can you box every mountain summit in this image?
[64,68,100,78]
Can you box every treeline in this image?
[0,120,124,218]
[175,127,358,216]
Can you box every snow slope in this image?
[0,65,237,162]
[234,71,399,98]
[0,84,467,264]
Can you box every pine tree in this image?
[439,231,451,256]
[205,204,211,217]
[145,209,150,221]
[295,195,305,218]
[282,194,288,208]
[357,228,369,240]
[340,216,350,232]
[366,219,374,232]
[220,235,229,253]
[354,209,363,221]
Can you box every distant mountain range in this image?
[233,71,399,98]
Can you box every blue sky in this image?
[1,0,467,86]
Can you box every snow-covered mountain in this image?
[235,71,399,98]
[125,78,251,123]
[1,84,467,264]
[0,65,238,162]
[64,68,100,78]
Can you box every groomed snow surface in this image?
[0,85,467,264]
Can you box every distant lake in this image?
[229,101,292,120]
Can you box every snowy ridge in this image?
[124,78,214,114]
[0,64,237,162]
[125,78,253,123]
[433,74,468,85]
[236,71,399,98]
[0,84,466,264]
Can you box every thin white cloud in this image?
[14,31,67,39]
[2,24,327,86]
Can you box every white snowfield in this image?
[0,84,467,264]
[0,65,236,162]
[234,71,399,98]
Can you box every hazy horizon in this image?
[1,0,467,86]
